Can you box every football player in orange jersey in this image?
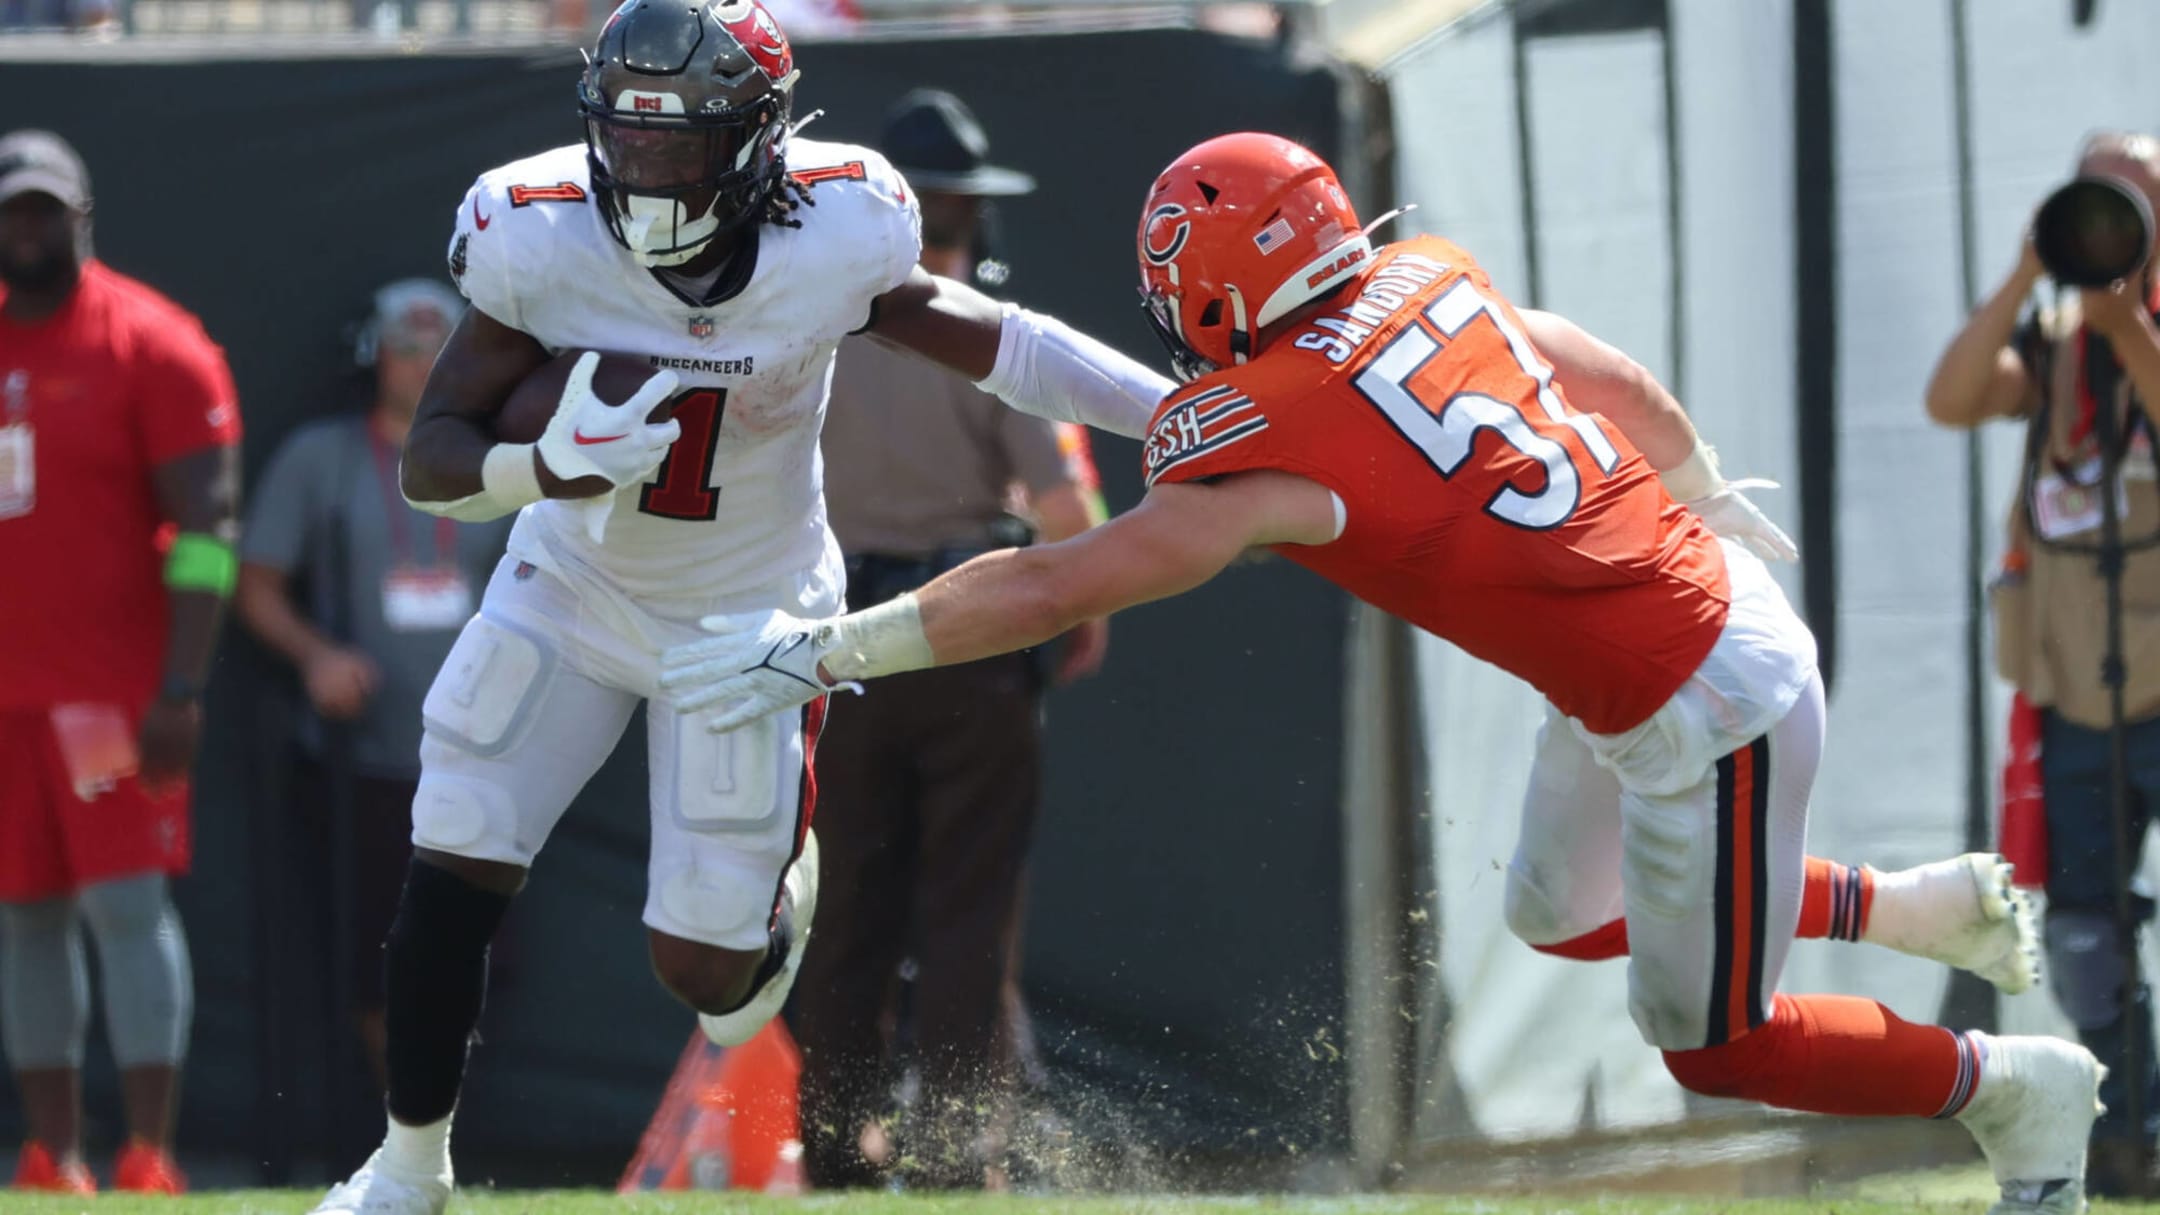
[664,133,2100,1212]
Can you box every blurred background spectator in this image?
[234,277,507,1111]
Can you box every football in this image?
[495,349,674,442]
[493,350,675,497]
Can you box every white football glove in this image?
[1684,477,1799,563]
[535,353,682,487]
[532,353,681,543]
[659,610,860,733]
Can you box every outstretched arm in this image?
[908,470,1333,667]
[866,265,1175,439]
[1027,476,1112,683]
[660,470,1339,730]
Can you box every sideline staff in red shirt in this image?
[0,129,240,1196]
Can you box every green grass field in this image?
[13,1168,2160,1215]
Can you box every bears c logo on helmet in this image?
[1142,203,1191,267]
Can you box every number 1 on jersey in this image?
[638,388,726,521]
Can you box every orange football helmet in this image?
[1137,133,1375,382]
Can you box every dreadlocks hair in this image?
[763,172,820,230]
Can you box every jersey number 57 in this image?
[1353,279,1620,531]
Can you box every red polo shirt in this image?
[0,260,240,707]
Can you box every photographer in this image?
[1925,129,2160,1198]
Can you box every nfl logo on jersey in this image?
[687,315,715,340]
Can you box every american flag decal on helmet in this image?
[1253,216,1296,255]
[1144,385,1268,485]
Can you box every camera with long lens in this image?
[2034,173,2155,286]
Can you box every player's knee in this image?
[1624,957,1724,1050]
[1661,1033,1774,1101]
[1502,861,1623,955]
[648,929,762,1014]
[76,873,170,940]
[412,847,527,897]
[649,855,784,951]
[2046,908,2129,1030]
[410,771,522,869]
[1502,864,1563,946]
[1658,1011,1779,1098]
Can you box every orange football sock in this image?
[1533,858,1875,962]
[1663,993,1982,1118]
[1795,857,1873,941]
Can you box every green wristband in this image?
[165,531,237,596]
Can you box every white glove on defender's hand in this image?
[1685,477,1799,563]
[660,610,859,733]
[535,353,683,491]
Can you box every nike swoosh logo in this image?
[571,430,623,445]
[754,633,823,690]
[472,198,492,230]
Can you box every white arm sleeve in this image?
[973,302,1173,440]
[405,441,543,522]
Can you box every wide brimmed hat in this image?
[878,89,1035,197]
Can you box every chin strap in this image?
[1226,283,1252,367]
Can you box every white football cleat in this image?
[1956,1035,2104,1215]
[699,829,819,1048]
[309,1149,450,1215]
[1866,853,2041,994]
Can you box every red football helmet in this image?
[1137,133,1373,382]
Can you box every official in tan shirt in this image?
[795,89,1109,1192]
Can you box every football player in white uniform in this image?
[310,1,1172,1211]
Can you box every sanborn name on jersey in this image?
[1290,252,1450,365]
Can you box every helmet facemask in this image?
[1140,284,1219,384]
[583,94,784,266]
[1141,274,1258,385]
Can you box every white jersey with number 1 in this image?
[445,137,922,619]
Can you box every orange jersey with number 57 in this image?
[1141,235,1730,734]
